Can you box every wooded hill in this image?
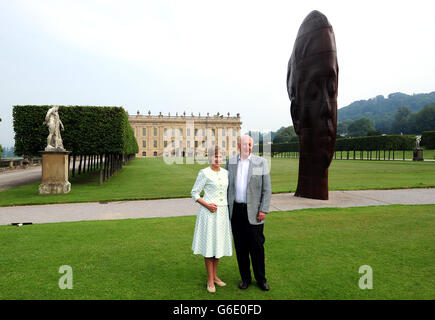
[338,91,435,133]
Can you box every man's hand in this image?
[257,211,266,222]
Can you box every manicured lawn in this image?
[0,205,433,299]
[0,157,435,206]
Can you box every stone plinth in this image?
[413,149,423,161]
[39,151,71,194]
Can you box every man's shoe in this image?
[258,282,270,291]
[238,281,251,290]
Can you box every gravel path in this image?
[0,188,434,225]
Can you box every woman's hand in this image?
[206,203,218,213]
[197,198,218,213]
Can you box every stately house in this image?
[128,111,242,158]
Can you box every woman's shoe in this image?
[207,284,216,293]
[214,280,227,287]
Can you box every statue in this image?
[413,135,423,161]
[415,135,421,149]
[286,10,339,200]
[43,105,65,151]
[39,105,70,195]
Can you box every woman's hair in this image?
[207,146,222,163]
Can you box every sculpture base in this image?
[39,182,71,195]
[413,149,423,161]
[39,150,71,195]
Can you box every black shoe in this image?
[258,282,270,291]
[238,281,251,290]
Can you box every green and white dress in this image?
[191,167,233,258]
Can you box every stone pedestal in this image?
[39,151,71,194]
[413,149,424,161]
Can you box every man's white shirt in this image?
[235,154,251,203]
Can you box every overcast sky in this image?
[1,0,434,147]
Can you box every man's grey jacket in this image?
[225,154,272,225]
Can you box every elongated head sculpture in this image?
[287,10,338,200]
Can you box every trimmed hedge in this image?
[335,135,415,151]
[272,135,415,154]
[421,131,435,149]
[271,142,299,153]
[13,105,138,157]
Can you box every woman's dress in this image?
[191,167,232,258]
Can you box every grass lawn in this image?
[0,204,433,299]
[0,157,435,206]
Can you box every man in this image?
[286,10,339,200]
[226,135,272,291]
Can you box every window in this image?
[154,140,157,148]
[164,128,167,136]
[153,151,157,157]
[187,141,191,148]
[142,140,146,148]
[222,129,225,136]
[172,128,175,136]
[142,152,146,157]
[232,128,236,137]
[195,141,198,148]
[187,128,190,136]
[154,128,157,136]
[222,141,225,148]
[202,128,205,136]
[164,141,167,148]
[232,141,236,148]
[172,141,175,147]
[212,129,215,136]
[179,128,183,136]
[143,128,146,136]
[202,141,205,148]
[179,140,183,147]
[195,129,198,136]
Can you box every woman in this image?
[191,146,232,293]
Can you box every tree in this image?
[337,119,353,137]
[347,118,376,138]
[273,126,296,143]
[391,106,412,134]
[411,104,435,133]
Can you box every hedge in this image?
[272,135,415,154]
[334,135,415,151]
[421,131,435,149]
[271,142,299,153]
[13,105,138,157]
[13,105,138,183]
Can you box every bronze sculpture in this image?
[286,10,339,200]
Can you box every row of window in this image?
[141,151,237,157]
[142,151,158,157]
[140,127,238,137]
[142,140,237,148]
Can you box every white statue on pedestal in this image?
[416,135,421,149]
[43,105,65,151]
